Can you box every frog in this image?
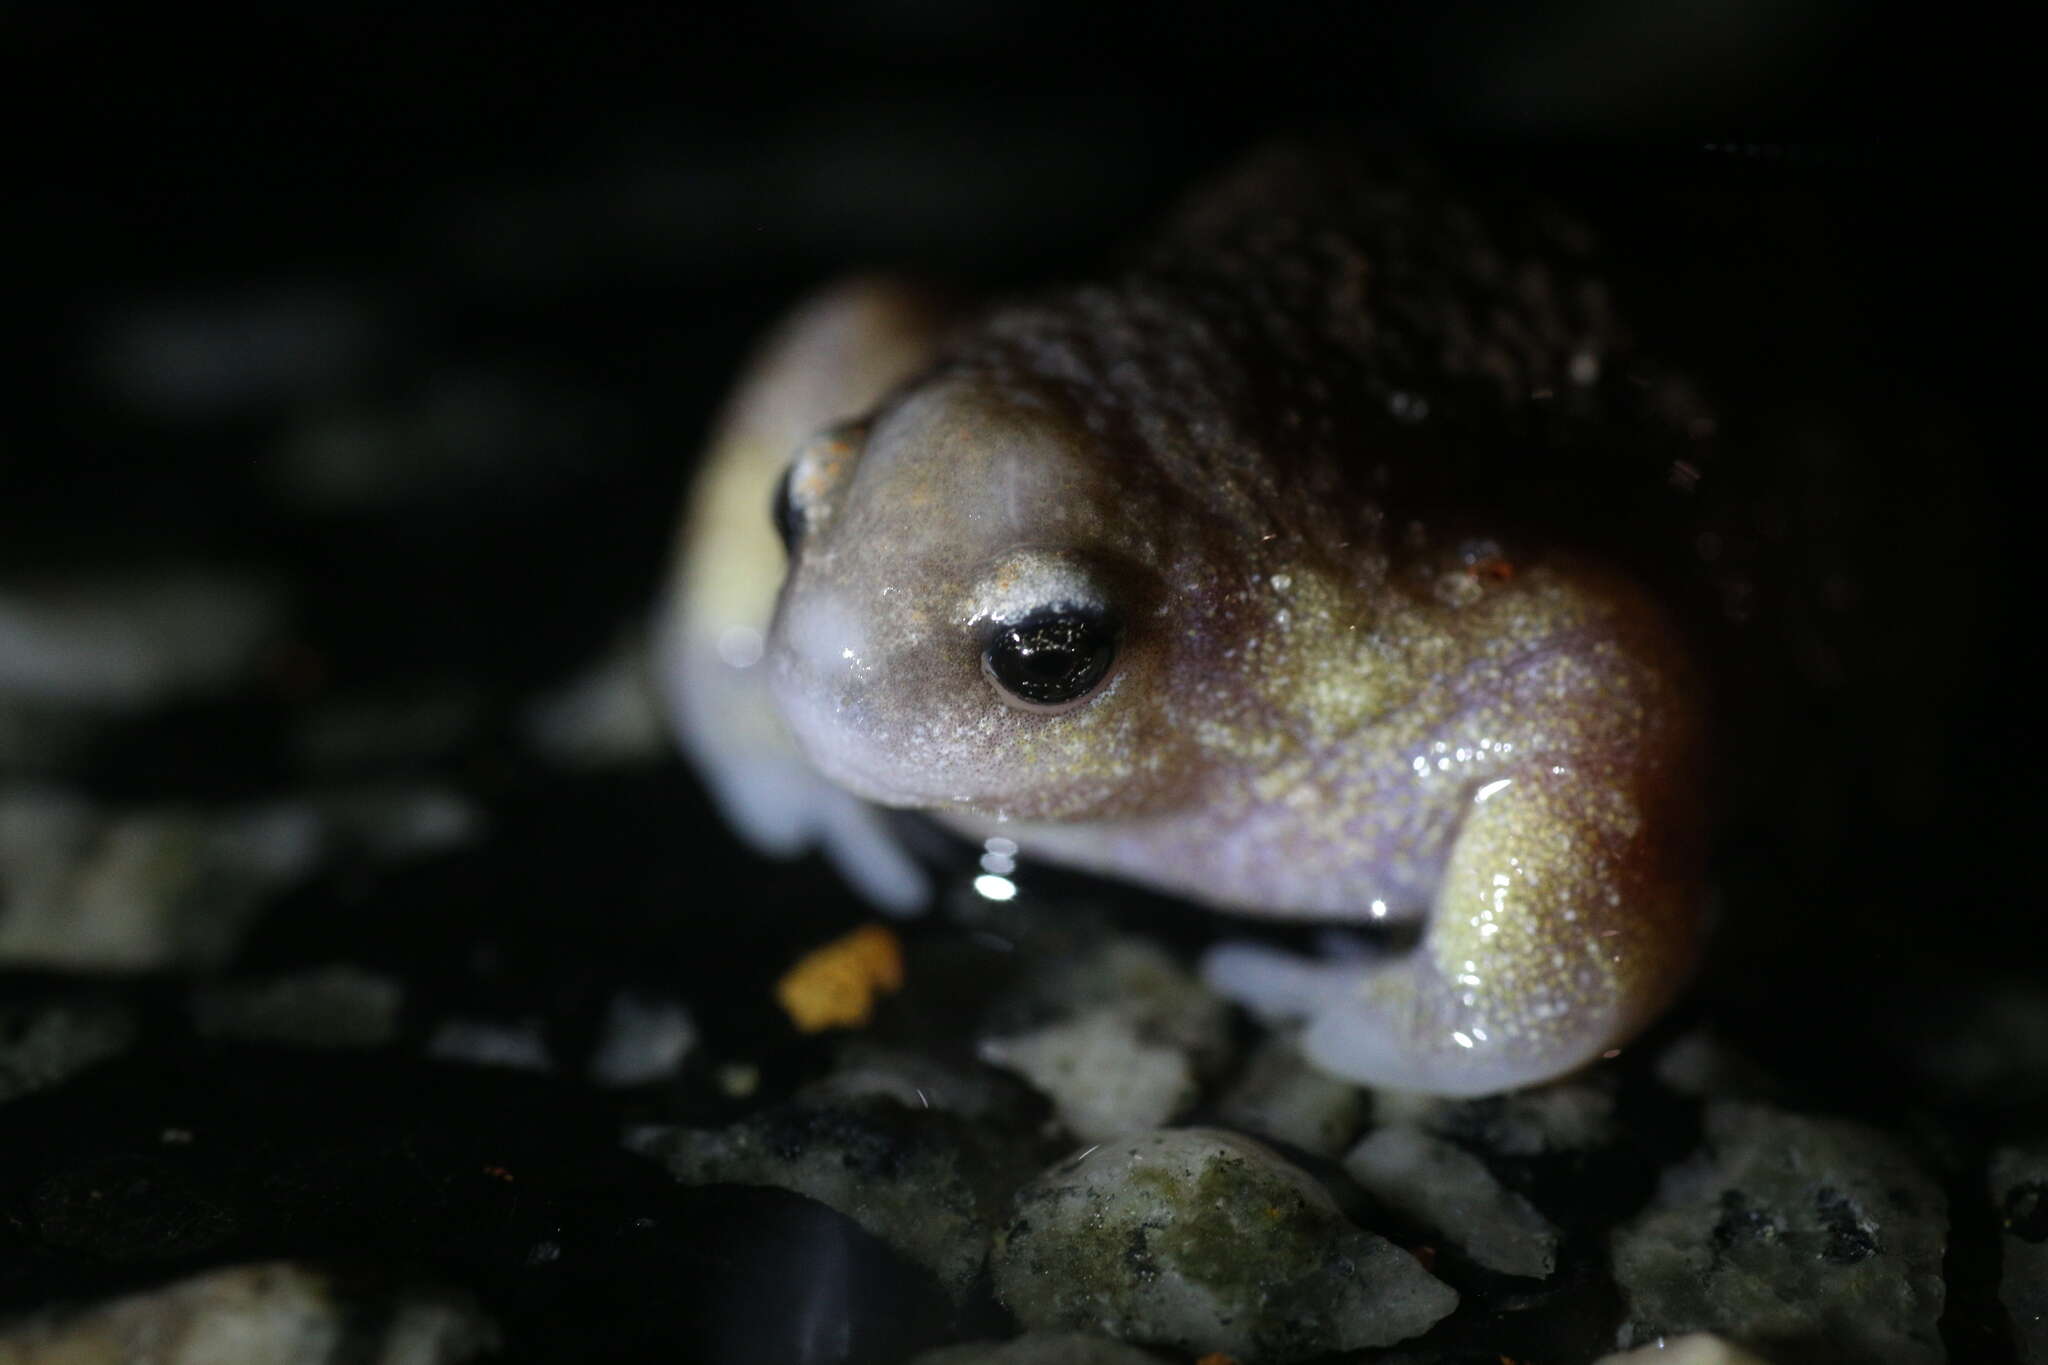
[657,142,1721,1096]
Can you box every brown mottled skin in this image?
[666,141,1925,1095]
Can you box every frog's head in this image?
[765,377,1198,822]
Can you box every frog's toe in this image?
[1201,940,1369,1027]
[1206,936,1628,1097]
[700,752,832,858]
[814,786,929,916]
[694,747,929,915]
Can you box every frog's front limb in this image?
[656,278,945,912]
[1204,761,1705,1096]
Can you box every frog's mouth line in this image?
[884,807,1425,959]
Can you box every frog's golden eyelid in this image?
[960,553,1111,633]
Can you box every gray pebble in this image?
[1376,1072,1619,1156]
[0,571,282,709]
[1611,1101,1947,1364]
[0,1000,137,1104]
[1991,1145,2048,1363]
[588,990,696,1087]
[987,938,1234,1080]
[193,966,403,1050]
[0,790,322,972]
[1594,1334,1777,1364]
[908,1331,1170,1364]
[425,1017,552,1072]
[0,1262,498,1364]
[1214,1029,1368,1158]
[630,1097,1033,1299]
[1343,1124,1559,1277]
[295,690,484,772]
[992,1127,1456,1363]
[805,1041,1045,1126]
[1654,1028,1785,1102]
[978,937,1234,1142]
[522,631,669,769]
[979,1012,1195,1143]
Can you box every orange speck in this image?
[483,1164,515,1183]
[1470,556,1515,584]
[775,924,906,1033]
[1195,1355,1240,1365]
[1409,1243,1438,1273]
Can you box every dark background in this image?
[0,6,2034,1362]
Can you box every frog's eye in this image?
[774,420,867,555]
[983,606,1118,712]
[771,463,802,554]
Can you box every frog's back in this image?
[932,141,1711,569]
[932,136,1980,842]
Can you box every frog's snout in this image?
[773,588,873,694]
[767,587,931,807]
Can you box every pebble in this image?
[0,571,282,709]
[1214,1028,1369,1157]
[0,998,137,1104]
[295,689,484,772]
[992,1127,1456,1363]
[1610,1101,1947,1364]
[588,989,697,1087]
[978,937,1233,1142]
[523,630,670,768]
[629,1096,1034,1299]
[1653,1028,1785,1102]
[1594,1333,1778,1364]
[1991,1144,2048,1363]
[805,1041,1047,1126]
[1343,1124,1560,1277]
[192,966,404,1050]
[986,938,1234,1079]
[979,1013,1195,1143]
[1376,1073,1619,1156]
[0,784,479,973]
[425,1017,553,1072]
[0,1262,497,1364]
[0,790,322,971]
[909,1332,1169,1364]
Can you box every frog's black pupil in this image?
[985,609,1116,707]
[771,464,801,553]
